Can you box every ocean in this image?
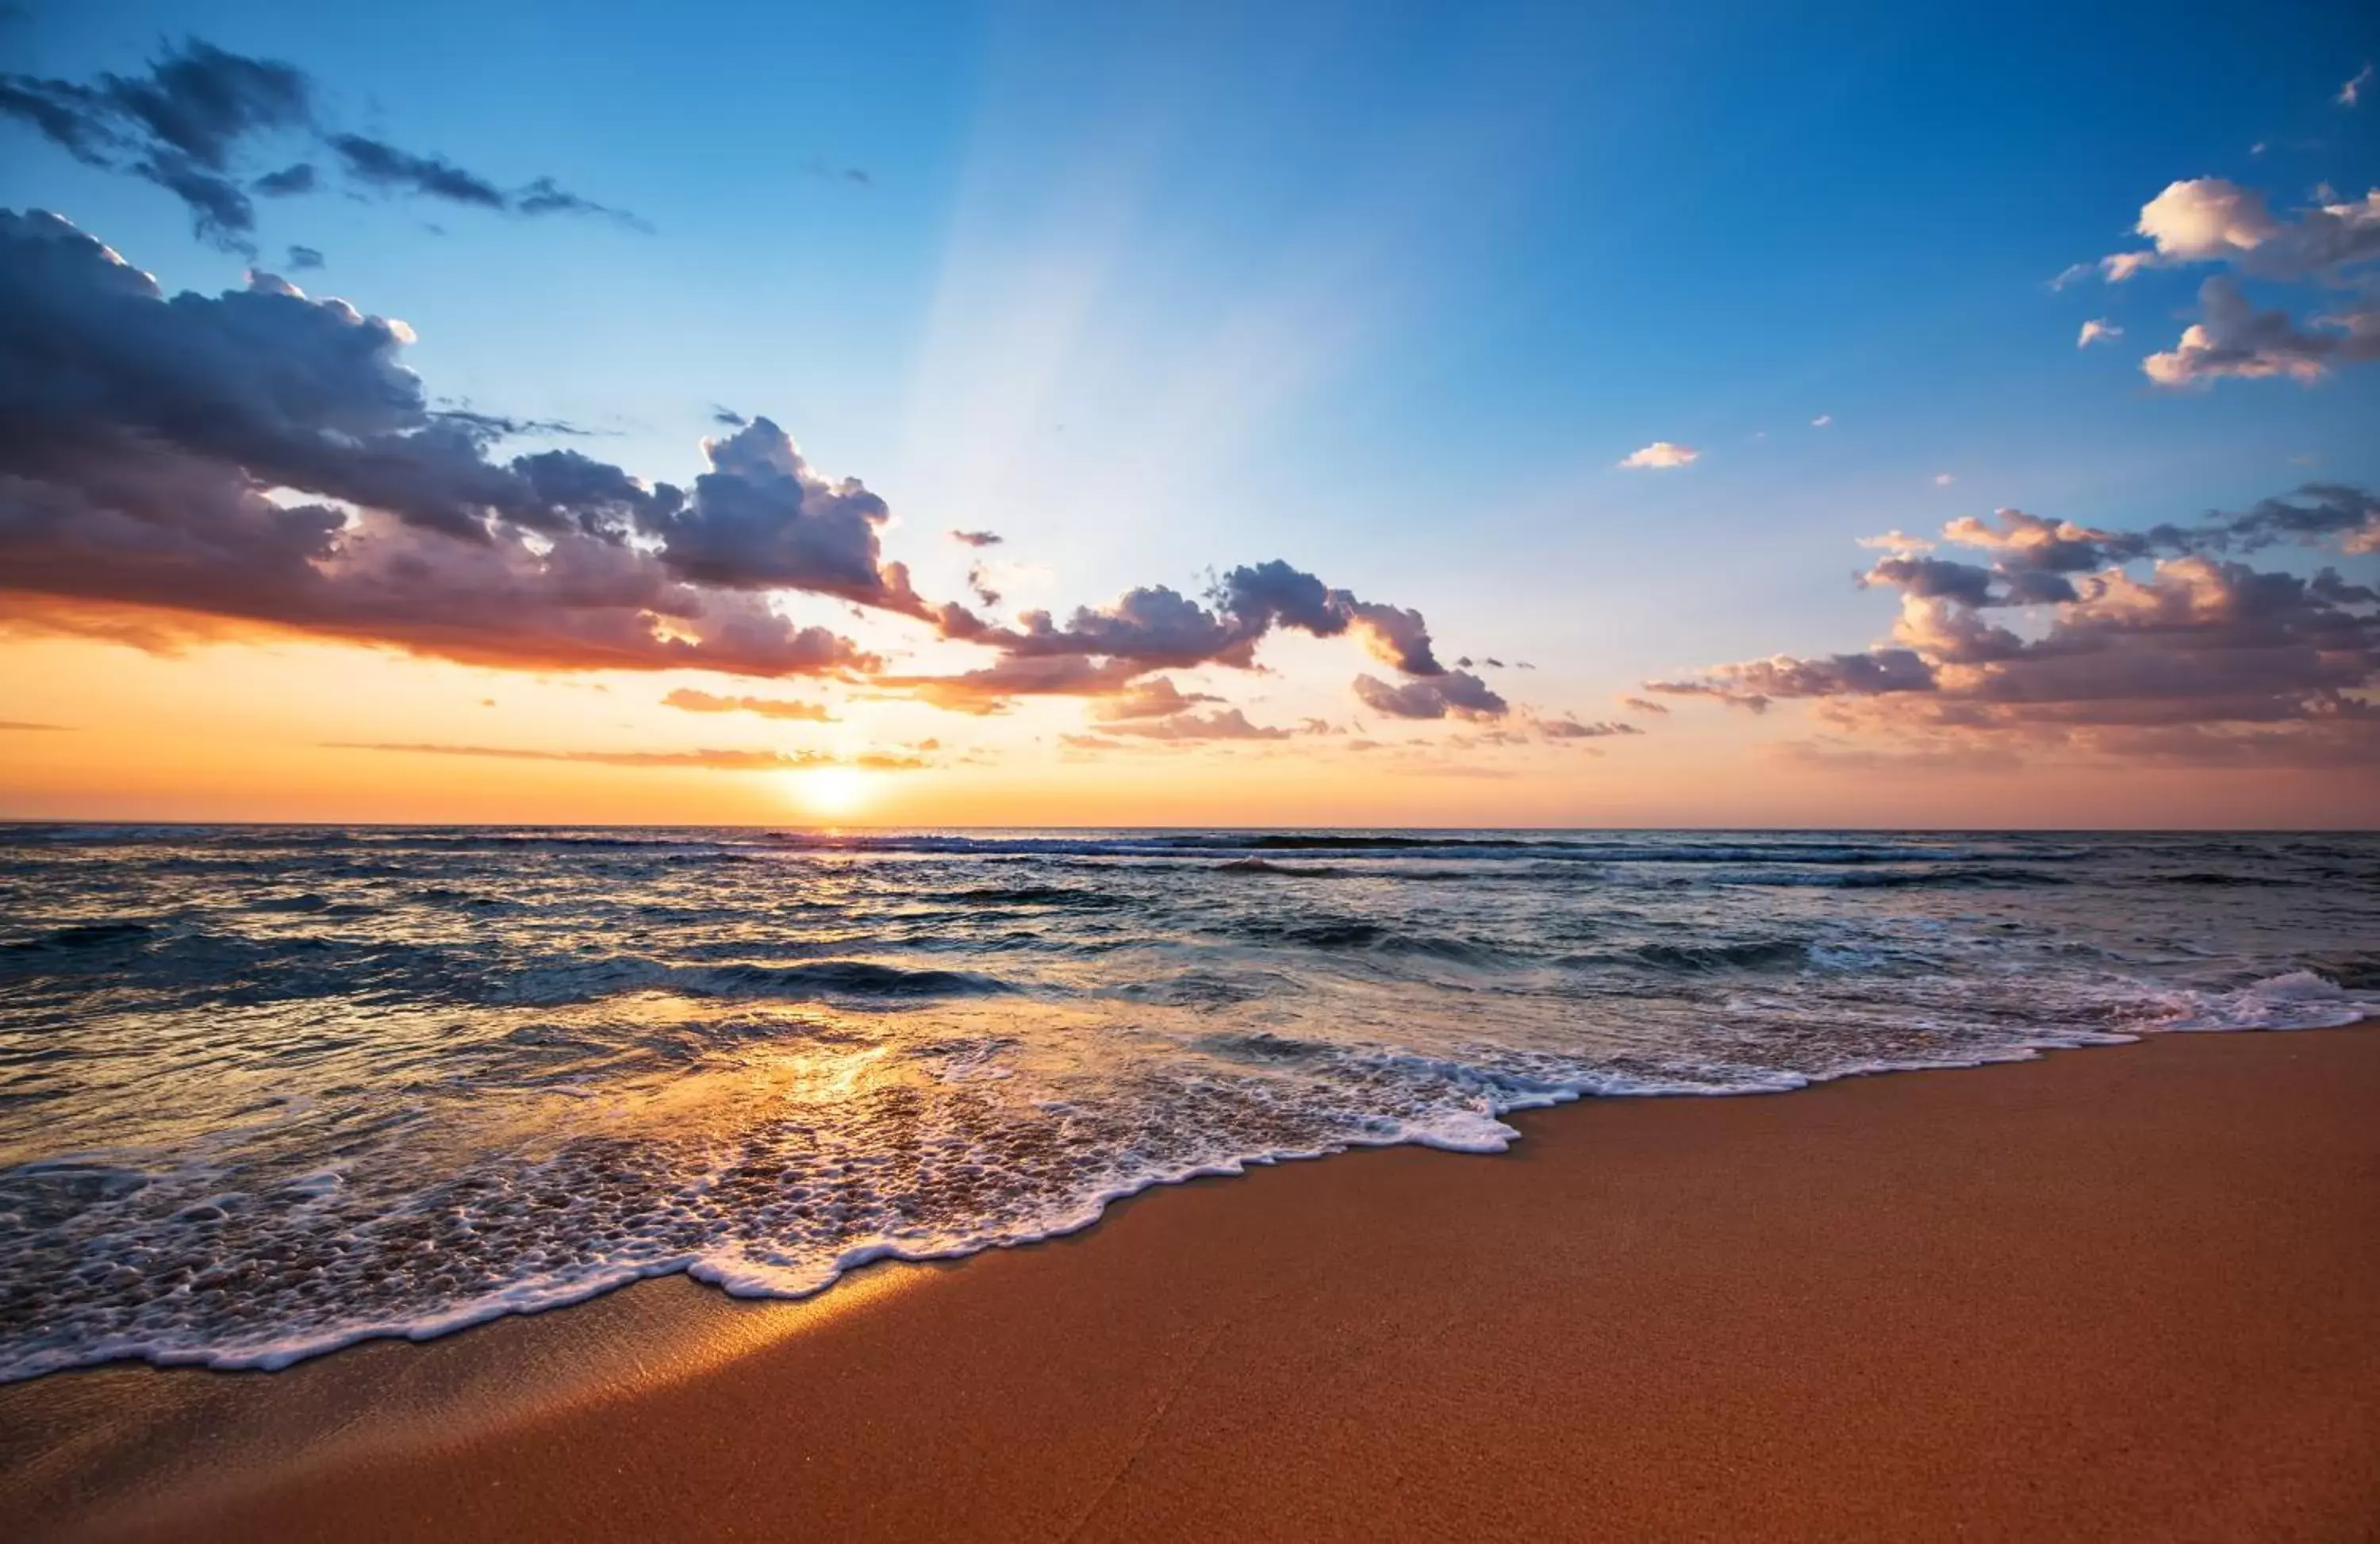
[2,825,2373,1382]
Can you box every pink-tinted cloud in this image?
[2078,179,2380,386]
[662,688,837,721]
[1618,441,1699,470]
[1648,486,2380,768]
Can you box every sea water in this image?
[2,826,2371,1381]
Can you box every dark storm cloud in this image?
[1648,488,2380,767]
[0,38,640,248]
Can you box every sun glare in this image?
[793,765,871,818]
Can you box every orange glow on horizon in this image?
[2,632,2376,831]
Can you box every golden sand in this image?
[6,1027,2376,1542]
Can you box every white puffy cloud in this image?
[1618,441,1699,470]
[2072,177,2380,387]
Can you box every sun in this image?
[792,764,871,819]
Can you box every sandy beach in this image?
[6,1025,2376,1542]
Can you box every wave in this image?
[944,885,1123,909]
[1626,939,1812,972]
[689,960,1019,1000]
[1723,865,2074,889]
[2,920,156,951]
[1221,916,1513,965]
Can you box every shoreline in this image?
[6,1025,2378,1541]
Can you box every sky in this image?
[2,0,2377,828]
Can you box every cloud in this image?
[1101,708,1295,742]
[1535,717,1642,740]
[0,38,639,252]
[797,158,873,188]
[651,416,954,623]
[2141,275,2378,387]
[1933,473,1956,486]
[2342,63,2374,108]
[254,162,315,196]
[1619,695,1671,716]
[1,210,1504,752]
[885,559,1461,716]
[965,562,1001,608]
[1810,414,1833,428]
[1092,677,1223,720]
[326,742,924,771]
[947,528,1003,547]
[284,243,324,271]
[2105,179,2284,279]
[329,134,503,208]
[1645,485,2380,767]
[875,655,1149,714]
[2078,178,2380,386]
[662,687,836,721]
[2077,319,2121,348]
[1350,670,1508,720]
[954,560,1449,686]
[1618,441,1698,470]
[0,212,674,543]
[0,720,67,730]
[0,210,900,678]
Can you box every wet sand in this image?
[6,1026,2377,1542]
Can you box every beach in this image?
[6,1024,2375,1542]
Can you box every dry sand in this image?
[5,1026,2377,1542]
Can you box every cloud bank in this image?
[1647,486,2380,768]
[0,213,1550,753]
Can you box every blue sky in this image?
[3,0,2378,824]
